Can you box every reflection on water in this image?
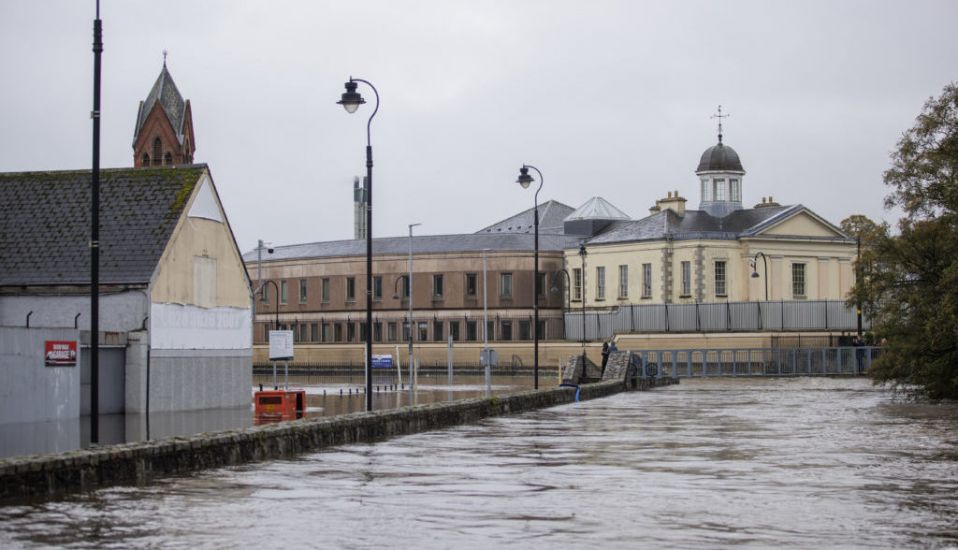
[1,378,957,549]
[0,374,531,460]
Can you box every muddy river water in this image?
[1,377,956,548]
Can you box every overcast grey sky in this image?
[1,1,955,252]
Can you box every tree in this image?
[860,83,958,399]
[840,214,889,322]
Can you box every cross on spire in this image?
[711,104,729,144]
[162,50,168,67]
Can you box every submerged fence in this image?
[565,300,869,341]
[634,346,880,378]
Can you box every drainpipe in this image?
[25,311,33,328]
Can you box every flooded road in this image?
[1,378,957,548]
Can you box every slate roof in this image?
[477,200,575,235]
[0,165,207,286]
[243,232,583,263]
[585,204,850,245]
[133,63,188,145]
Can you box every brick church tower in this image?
[132,57,196,167]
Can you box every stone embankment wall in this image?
[0,378,672,502]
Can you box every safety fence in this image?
[634,346,880,378]
[565,300,869,341]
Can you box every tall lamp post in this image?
[515,165,543,390]
[578,244,587,370]
[89,0,104,444]
[750,251,769,301]
[338,77,379,412]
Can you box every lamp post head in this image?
[516,166,534,189]
[751,271,760,278]
[337,80,366,114]
[579,244,587,257]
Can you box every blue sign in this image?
[372,354,393,369]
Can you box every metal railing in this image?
[565,300,869,340]
[633,346,880,378]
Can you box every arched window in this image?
[152,138,162,166]
[164,152,173,165]
[141,153,150,167]
[714,178,727,201]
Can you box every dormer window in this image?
[730,179,740,201]
[701,178,713,201]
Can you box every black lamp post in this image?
[516,165,543,390]
[258,280,281,332]
[750,251,769,301]
[338,77,379,412]
[89,0,103,444]
[578,244,587,370]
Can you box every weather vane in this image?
[711,105,729,144]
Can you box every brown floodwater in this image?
[0,377,956,549]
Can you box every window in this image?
[373,276,382,300]
[280,280,288,304]
[374,322,382,342]
[618,265,628,298]
[433,320,444,342]
[433,274,444,299]
[714,260,727,297]
[596,266,605,300]
[681,261,691,297]
[792,263,807,298]
[449,321,460,341]
[347,322,355,342]
[321,278,330,302]
[501,320,513,341]
[402,320,410,342]
[537,272,546,298]
[399,275,410,299]
[702,178,712,201]
[152,137,162,165]
[310,323,319,342]
[387,322,397,342]
[714,178,726,201]
[334,323,343,342]
[164,152,173,166]
[573,268,583,301]
[730,178,740,201]
[500,273,513,298]
[642,263,652,299]
[465,273,478,297]
[346,277,356,301]
[466,320,478,341]
[299,279,308,303]
[298,323,307,342]
[487,320,495,341]
[417,322,428,342]
[519,320,531,340]
[322,322,331,342]
[359,323,367,343]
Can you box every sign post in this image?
[268,330,294,389]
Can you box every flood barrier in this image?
[0,378,673,502]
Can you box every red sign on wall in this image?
[45,340,77,367]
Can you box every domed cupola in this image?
[696,105,746,217]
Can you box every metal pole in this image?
[408,223,420,401]
[483,249,490,395]
[89,1,103,444]
[579,245,587,371]
[524,165,544,390]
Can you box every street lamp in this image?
[338,77,379,412]
[515,164,543,390]
[578,244,587,372]
[254,279,281,333]
[750,251,769,301]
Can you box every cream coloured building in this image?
[565,136,856,311]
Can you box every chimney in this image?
[653,190,687,216]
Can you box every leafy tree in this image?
[840,214,889,322]
[861,83,958,399]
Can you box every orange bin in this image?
[254,389,306,423]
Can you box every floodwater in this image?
[1,378,957,549]
[0,373,531,460]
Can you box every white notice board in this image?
[268,330,294,360]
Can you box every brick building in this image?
[132,59,195,168]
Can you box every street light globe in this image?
[516,166,533,189]
[337,80,365,113]
[751,271,760,278]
